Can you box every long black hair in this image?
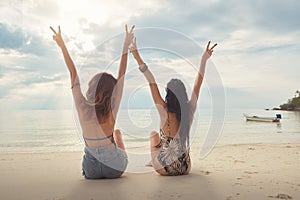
[165,79,190,150]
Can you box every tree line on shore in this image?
[276,90,300,111]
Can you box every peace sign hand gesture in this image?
[50,26,65,48]
[202,41,217,61]
[129,37,137,54]
[124,24,135,47]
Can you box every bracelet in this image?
[139,63,148,73]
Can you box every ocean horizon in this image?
[0,108,299,153]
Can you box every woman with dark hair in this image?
[130,38,217,176]
[50,25,135,179]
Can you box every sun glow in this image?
[41,0,160,51]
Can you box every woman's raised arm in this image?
[50,26,78,88]
[112,25,135,115]
[130,38,165,108]
[189,41,217,114]
[50,25,87,117]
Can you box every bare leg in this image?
[150,131,160,154]
[113,129,127,157]
[150,131,167,175]
[145,131,161,167]
[184,160,192,175]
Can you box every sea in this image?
[0,108,299,153]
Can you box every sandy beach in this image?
[0,143,299,200]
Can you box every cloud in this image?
[0,81,71,110]
[248,0,300,32]
[29,0,60,19]
[0,23,24,49]
[0,23,54,56]
[0,0,300,110]
[0,68,70,109]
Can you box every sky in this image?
[0,0,299,110]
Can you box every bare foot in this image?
[145,161,152,167]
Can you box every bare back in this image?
[72,79,116,147]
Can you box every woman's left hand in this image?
[50,26,65,48]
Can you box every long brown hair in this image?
[86,72,117,123]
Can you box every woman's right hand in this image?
[124,24,135,48]
[202,41,217,61]
[50,26,65,48]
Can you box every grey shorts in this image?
[82,144,128,179]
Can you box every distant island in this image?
[273,90,300,111]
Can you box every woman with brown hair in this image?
[50,25,134,179]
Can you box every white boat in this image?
[243,114,281,122]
